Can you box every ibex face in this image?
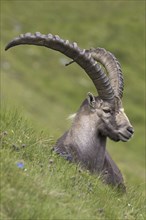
[79,93,133,143]
[96,99,133,142]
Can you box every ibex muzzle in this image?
[5,33,134,192]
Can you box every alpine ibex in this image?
[5,32,134,192]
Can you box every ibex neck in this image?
[69,113,107,171]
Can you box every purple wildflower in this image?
[16,162,24,168]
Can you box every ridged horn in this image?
[89,48,124,99]
[5,32,114,101]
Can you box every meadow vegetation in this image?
[1,1,145,219]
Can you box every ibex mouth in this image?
[118,132,133,142]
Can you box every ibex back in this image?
[5,32,134,192]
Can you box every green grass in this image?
[1,109,145,220]
[1,0,145,219]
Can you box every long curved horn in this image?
[89,48,124,99]
[5,32,114,101]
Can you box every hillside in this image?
[1,109,145,219]
[1,1,145,219]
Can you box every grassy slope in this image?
[1,109,145,220]
[1,1,145,219]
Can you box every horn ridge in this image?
[5,32,115,100]
[90,48,124,99]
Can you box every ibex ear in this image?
[87,92,96,109]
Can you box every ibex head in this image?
[84,92,133,143]
[87,48,134,142]
[5,33,134,143]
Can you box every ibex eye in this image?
[103,108,111,113]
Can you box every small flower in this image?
[3,131,8,136]
[12,145,19,151]
[0,131,8,139]
[49,159,54,164]
[16,162,24,168]
[18,139,22,143]
[22,144,26,148]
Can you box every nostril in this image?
[127,126,134,134]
